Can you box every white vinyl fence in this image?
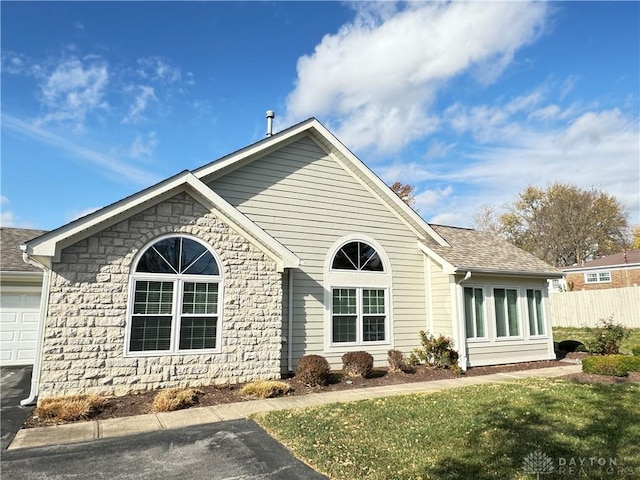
[549,286,640,328]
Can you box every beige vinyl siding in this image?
[207,136,432,369]
[427,258,453,338]
[466,341,551,367]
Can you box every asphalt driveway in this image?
[1,366,34,450]
[2,419,327,479]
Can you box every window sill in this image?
[125,349,221,357]
[325,342,391,353]
[466,337,490,343]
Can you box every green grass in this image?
[254,378,640,480]
[553,327,640,354]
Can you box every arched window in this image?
[127,235,222,354]
[331,241,383,272]
[327,240,389,345]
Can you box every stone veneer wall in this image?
[38,192,283,400]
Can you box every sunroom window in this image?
[463,287,486,339]
[494,288,520,338]
[128,236,221,354]
[526,289,546,336]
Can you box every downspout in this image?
[287,269,294,373]
[20,253,51,406]
[456,271,472,371]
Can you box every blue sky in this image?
[2,1,638,232]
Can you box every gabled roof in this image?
[563,249,640,272]
[421,225,562,278]
[22,172,299,272]
[1,227,47,273]
[194,118,449,247]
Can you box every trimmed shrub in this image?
[241,381,292,399]
[412,330,460,370]
[582,355,640,377]
[296,355,331,387]
[632,347,640,357]
[585,317,631,355]
[557,340,587,353]
[152,387,202,412]
[342,351,374,378]
[387,349,411,373]
[36,394,107,422]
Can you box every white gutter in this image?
[287,269,294,373]
[20,252,51,406]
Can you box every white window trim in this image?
[329,286,389,347]
[584,270,611,284]
[492,286,524,341]
[324,234,393,353]
[525,288,548,339]
[462,285,489,343]
[124,234,224,357]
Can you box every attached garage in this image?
[0,228,47,367]
[1,288,41,365]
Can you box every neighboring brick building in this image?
[563,250,640,291]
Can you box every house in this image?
[563,250,640,291]
[1,228,47,366]
[18,117,562,404]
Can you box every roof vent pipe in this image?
[266,110,275,137]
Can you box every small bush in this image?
[585,317,631,355]
[342,351,374,378]
[582,355,640,377]
[36,394,107,422]
[632,347,640,357]
[296,355,331,387]
[557,339,587,353]
[412,330,460,370]
[241,381,292,399]
[152,387,202,412]
[387,349,411,373]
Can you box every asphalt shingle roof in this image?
[428,225,562,276]
[0,227,47,272]
[563,249,640,270]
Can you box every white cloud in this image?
[129,132,158,159]
[2,114,161,186]
[37,58,109,131]
[284,1,548,154]
[415,185,453,211]
[136,56,181,84]
[431,106,639,227]
[123,85,157,124]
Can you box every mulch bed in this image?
[24,358,636,429]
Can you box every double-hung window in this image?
[463,287,486,339]
[329,241,388,345]
[332,288,386,343]
[127,236,222,354]
[526,289,546,336]
[494,288,520,338]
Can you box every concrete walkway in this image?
[8,363,581,450]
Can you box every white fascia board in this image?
[418,242,456,275]
[184,174,300,271]
[309,122,449,247]
[193,118,318,181]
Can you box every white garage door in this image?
[0,290,41,366]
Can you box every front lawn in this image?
[254,378,640,480]
[553,327,640,354]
